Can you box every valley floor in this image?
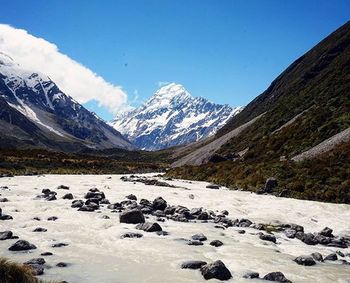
[0,174,349,282]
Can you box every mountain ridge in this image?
[111,83,242,150]
[0,52,135,151]
[168,20,350,204]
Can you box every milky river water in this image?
[0,174,349,282]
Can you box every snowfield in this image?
[0,174,349,283]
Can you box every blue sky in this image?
[0,0,349,120]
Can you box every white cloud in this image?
[0,24,128,115]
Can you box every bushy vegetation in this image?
[0,148,169,175]
[168,140,350,204]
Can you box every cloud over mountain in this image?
[0,24,128,114]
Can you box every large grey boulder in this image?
[9,240,37,251]
[152,197,167,211]
[119,209,145,224]
[294,256,316,266]
[263,272,292,282]
[200,260,232,281]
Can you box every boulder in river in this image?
[314,234,331,245]
[120,232,143,239]
[200,260,232,281]
[221,210,229,216]
[120,209,145,224]
[197,211,209,220]
[85,191,105,201]
[41,252,53,256]
[33,227,47,232]
[57,185,69,190]
[78,205,96,212]
[56,262,70,267]
[45,194,57,201]
[324,253,338,261]
[9,240,37,251]
[164,206,176,215]
[136,222,162,232]
[319,227,334,237]
[294,256,316,266]
[238,219,252,227]
[126,194,137,201]
[210,240,223,247]
[263,272,292,282]
[52,242,68,248]
[190,207,202,216]
[192,233,207,242]
[284,229,297,239]
[259,233,276,243]
[296,232,318,245]
[0,213,13,220]
[0,230,13,240]
[47,216,58,221]
[243,272,260,279]
[152,197,167,211]
[63,193,73,200]
[71,200,84,208]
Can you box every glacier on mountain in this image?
[111,83,242,150]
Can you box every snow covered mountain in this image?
[0,52,134,151]
[111,83,243,150]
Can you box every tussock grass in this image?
[0,257,37,283]
[0,257,63,283]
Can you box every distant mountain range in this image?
[111,83,242,150]
[0,52,134,151]
[0,53,241,152]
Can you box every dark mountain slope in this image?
[168,20,350,203]
[218,20,350,139]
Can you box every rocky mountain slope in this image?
[0,52,134,151]
[111,83,242,150]
[169,20,350,204]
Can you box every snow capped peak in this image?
[112,83,243,150]
[146,83,191,104]
[155,83,188,97]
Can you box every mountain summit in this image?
[111,83,242,150]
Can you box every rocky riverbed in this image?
[0,174,349,282]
